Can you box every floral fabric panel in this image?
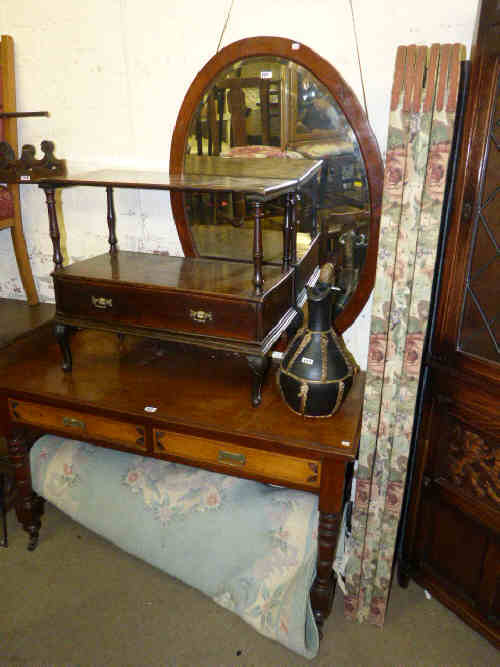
[30,435,320,658]
[344,44,414,619]
[344,44,463,625]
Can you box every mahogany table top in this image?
[0,329,364,461]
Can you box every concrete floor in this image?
[2,503,498,666]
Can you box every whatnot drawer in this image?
[8,399,146,452]
[154,429,321,489]
[54,278,263,342]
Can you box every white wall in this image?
[0,0,478,365]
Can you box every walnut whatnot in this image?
[38,161,322,405]
[50,249,301,406]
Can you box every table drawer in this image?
[9,399,146,452]
[154,429,321,489]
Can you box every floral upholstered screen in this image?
[343,43,465,626]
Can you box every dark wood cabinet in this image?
[399,0,500,649]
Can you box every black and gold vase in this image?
[277,264,358,417]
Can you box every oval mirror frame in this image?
[170,36,383,333]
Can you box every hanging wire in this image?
[216,0,235,54]
[349,0,369,121]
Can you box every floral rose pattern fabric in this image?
[344,45,462,625]
[30,435,320,658]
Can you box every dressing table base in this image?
[1,330,363,635]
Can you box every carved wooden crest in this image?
[0,140,66,182]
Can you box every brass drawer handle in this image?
[91,296,113,310]
[218,450,246,466]
[190,309,213,324]
[62,416,86,430]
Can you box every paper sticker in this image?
[260,71,272,79]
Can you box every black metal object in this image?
[277,263,358,417]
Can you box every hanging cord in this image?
[216,0,235,54]
[349,0,369,121]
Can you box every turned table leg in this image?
[7,429,44,551]
[310,459,348,636]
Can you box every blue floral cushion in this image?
[30,435,320,658]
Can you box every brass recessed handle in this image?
[218,450,246,466]
[91,296,113,310]
[190,309,213,324]
[62,416,86,430]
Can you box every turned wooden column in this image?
[106,186,118,254]
[41,185,63,269]
[282,192,295,272]
[7,426,44,551]
[290,191,300,265]
[251,199,264,294]
[310,458,348,635]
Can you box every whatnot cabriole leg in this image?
[54,322,72,372]
[246,355,270,407]
[7,429,44,551]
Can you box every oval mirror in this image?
[170,37,383,332]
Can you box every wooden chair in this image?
[0,35,38,305]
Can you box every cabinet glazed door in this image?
[401,0,500,649]
[456,71,499,364]
[435,15,500,379]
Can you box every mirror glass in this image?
[182,56,371,313]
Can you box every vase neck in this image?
[307,285,333,331]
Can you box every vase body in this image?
[277,280,358,417]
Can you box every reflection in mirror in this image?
[182,56,370,313]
